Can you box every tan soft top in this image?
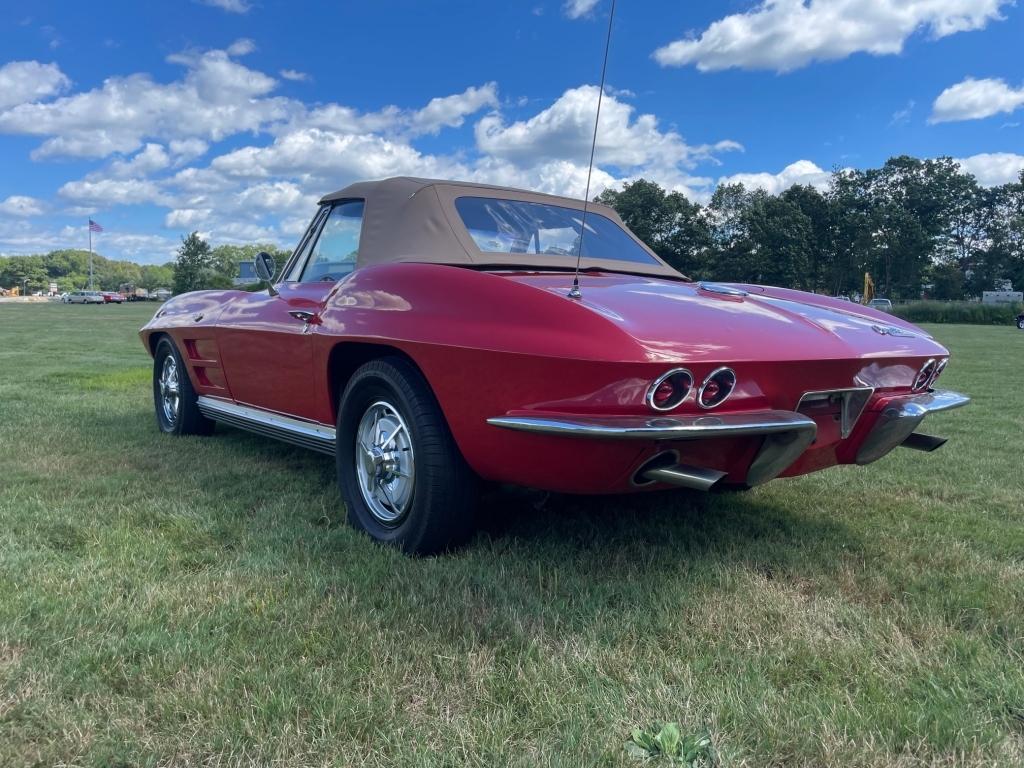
[317,176,683,279]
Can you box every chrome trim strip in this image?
[856,389,969,465]
[197,396,336,455]
[487,409,816,441]
[698,282,748,297]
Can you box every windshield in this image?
[454,196,658,266]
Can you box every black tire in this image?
[152,337,214,436]
[336,356,478,555]
[1017,317,1024,330]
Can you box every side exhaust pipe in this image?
[641,463,727,492]
[901,432,948,452]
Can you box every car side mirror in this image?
[254,251,279,296]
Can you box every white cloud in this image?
[0,46,750,259]
[58,178,170,207]
[930,77,1024,123]
[280,69,309,82]
[890,100,915,126]
[468,157,621,198]
[0,60,69,109]
[410,83,498,135]
[165,208,213,229]
[0,195,45,217]
[196,0,250,13]
[226,38,256,57]
[564,0,600,19]
[211,128,465,182]
[718,160,833,194]
[106,143,171,178]
[168,138,209,163]
[954,153,1024,186]
[232,181,319,215]
[476,85,741,174]
[654,0,1011,72]
[0,45,292,159]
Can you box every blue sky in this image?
[1,0,1022,264]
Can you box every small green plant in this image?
[624,722,718,765]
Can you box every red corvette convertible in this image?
[141,177,969,553]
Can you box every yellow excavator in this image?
[862,272,875,305]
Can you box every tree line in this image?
[0,238,289,295]
[0,250,174,294]
[4,155,1021,299]
[597,156,1024,300]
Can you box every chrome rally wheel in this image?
[337,357,478,555]
[158,354,181,427]
[355,400,415,526]
[152,337,214,437]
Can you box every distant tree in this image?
[744,193,814,289]
[0,255,48,292]
[209,243,291,283]
[706,183,758,282]
[596,180,711,276]
[780,184,832,291]
[172,232,213,295]
[984,171,1024,293]
[140,264,175,290]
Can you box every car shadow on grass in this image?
[161,420,864,577]
[474,482,862,575]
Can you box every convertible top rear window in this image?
[454,196,658,266]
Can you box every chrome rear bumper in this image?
[488,410,817,488]
[855,389,969,465]
[487,410,817,441]
[488,389,969,489]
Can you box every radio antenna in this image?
[568,0,616,300]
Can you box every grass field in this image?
[1,302,1022,767]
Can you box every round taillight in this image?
[913,358,936,391]
[698,367,736,409]
[646,368,694,412]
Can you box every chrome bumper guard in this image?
[487,410,818,488]
[855,389,970,465]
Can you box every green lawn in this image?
[1,302,1022,767]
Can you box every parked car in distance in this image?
[1017,312,1024,330]
[868,298,893,312]
[141,176,969,555]
[66,290,105,304]
[102,292,125,304]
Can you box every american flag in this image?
[88,219,103,232]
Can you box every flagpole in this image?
[88,221,93,290]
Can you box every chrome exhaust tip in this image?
[634,453,727,491]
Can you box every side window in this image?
[299,201,364,283]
